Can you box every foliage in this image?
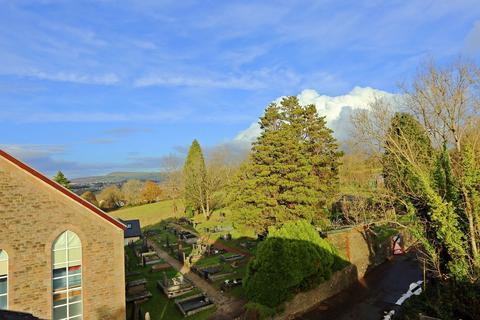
[400,280,480,320]
[230,97,342,232]
[183,139,207,215]
[121,179,145,206]
[243,220,345,308]
[97,185,123,210]
[382,112,473,280]
[141,181,162,203]
[53,171,71,190]
[244,302,276,320]
[80,191,98,206]
[160,153,184,214]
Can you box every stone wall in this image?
[0,156,126,319]
[327,226,391,279]
[275,226,392,319]
[274,265,358,320]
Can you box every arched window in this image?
[52,231,82,320]
[0,249,7,310]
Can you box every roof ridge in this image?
[0,149,126,230]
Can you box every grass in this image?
[125,245,216,320]
[112,199,185,227]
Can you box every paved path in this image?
[148,239,246,319]
[296,252,422,320]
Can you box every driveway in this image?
[297,252,422,320]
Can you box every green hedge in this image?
[243,220,348,308]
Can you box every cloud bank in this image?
[235,86,396,143]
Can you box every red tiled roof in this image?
[0,149,126,230]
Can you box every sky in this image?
[1,0,479,177]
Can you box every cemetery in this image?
[124,239,216,320]
[175,293,215,317]
[157,274,195,299]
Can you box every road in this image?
[297,252,422,320]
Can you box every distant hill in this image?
[71,171,165,184]
[70,171,166,195]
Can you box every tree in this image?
[121,180,144,206]
[53,171,71,190]
[81,191,98,207]
[141,181,162,203]
[244,220,343,307]
[97,185,123,210]
[230,97,342,232]
[351,60,480,281]
[183,140,208,217]
[161,153,184,214]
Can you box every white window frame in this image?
[0,250,7,310]
[52,231,83,320]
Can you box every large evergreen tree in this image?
[183,139,207,216]
[231,97,342,232]
[53,171,71,190]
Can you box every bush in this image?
[400,280,480,319]
[243,220,347,308]
[244,302,276,320]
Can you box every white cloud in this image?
[134,68,300,90]
[297,86,394,123]
[465,21,480,54]
[26,70,120,85]
[235,86,396,143]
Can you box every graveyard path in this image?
[148,239,247,319]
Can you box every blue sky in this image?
[1,0,479,177]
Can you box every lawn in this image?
[112,199,185,227]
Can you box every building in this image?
[120,219,142,246]
[0,150,126,320]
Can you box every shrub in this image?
[244,220,347,307]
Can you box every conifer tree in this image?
[231,97,342,232]
[183,139,207,216]
[53,171,71,190]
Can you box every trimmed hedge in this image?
[244,220,347,307]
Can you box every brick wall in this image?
[0,157,125,319]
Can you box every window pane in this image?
[68,275,82,288]
[53,249,67,265]
[53,267,67,279]
[68,266,81,275]
[69,301,82,316]
[68,232,81,248]
[53,278,67,291]
[0,250,7,261]
[69,289,82,303]
[0,260,7,276]
[0,278,6,294]
[53,232,67,250]
[0,295,6,309]
[69,247,81,262]
[53,292,67,307]
[53,305,67,319]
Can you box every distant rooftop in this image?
[120,219,142,238]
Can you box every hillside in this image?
[111,199,185,227]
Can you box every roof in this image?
[0,149,126,230]
[0,310,41,320]
[120,219,142,238]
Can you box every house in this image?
[120,219,142,245]
[0,150,126,320]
